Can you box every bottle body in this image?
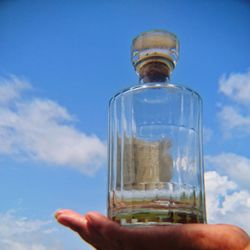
[108,83,206,226]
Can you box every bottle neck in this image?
[138,62,171,84]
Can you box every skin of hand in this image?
[55,209,250,250]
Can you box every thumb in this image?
[55,209,95,246]
[55,209,123,249]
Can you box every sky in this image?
[0,0,250,249]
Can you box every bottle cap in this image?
[131,30,179,76]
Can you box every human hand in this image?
[55,209,250,250]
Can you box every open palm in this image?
[55,209,249,250]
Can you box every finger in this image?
[55,210,111,249]
[86,212,125,249]
[55,209,88,232]
[85,211,120,233]
[55,209,81,221]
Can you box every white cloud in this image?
[0,210,51,237]
[0,239,51,250]
[206,70,250,233]
[217,105,250,137]
[219,69,250,105]
[0,76,31,104]
[205,153,250,189]
[217,70,250,137]
[205,171,236,221]
[0,210,62,250]
[0,77,106,175]
[205,171,250,234]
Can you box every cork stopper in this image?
[131,30,179,82]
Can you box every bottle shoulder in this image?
[109,83,202,103]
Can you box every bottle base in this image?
[111,208,206,227]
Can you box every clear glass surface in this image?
[108,83,206,227]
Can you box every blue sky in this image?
[0,1,250,249]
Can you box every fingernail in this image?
[55,214,71,227]
[54,209,66,219]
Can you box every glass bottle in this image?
[108,30,206,227]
